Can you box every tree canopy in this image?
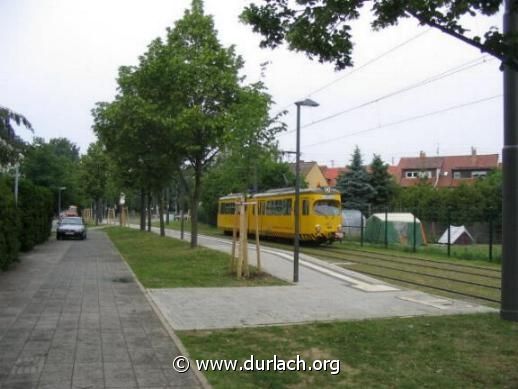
[93,0,283,246]
[241,0,516,70]
[0,106,33,165]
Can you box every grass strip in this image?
[179,313,518,388]
[105,227,287,288]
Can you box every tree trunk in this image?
[166,187,170,225]
[190,162,202,248]
[159,191,165,237]
[147,192,152,232]
[140,188,145,231]
[95,198,102,226]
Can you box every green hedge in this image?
[18,179,53,251]
[0,176,53,270]
[0,177,20,270]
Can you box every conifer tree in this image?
[336,146,374,214]
[369,154,396,208]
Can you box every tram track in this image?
[300,246,501,305]
[318,247,501,280]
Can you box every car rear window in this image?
[62,218,83,225]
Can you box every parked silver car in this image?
[56,217,87,240]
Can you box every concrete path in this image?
[0,231,201,389]
[142,226,495,330]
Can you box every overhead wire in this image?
[280,54,495,135]
[303,94,502,148]
[272,29,432,114]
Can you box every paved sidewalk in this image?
[141,226,495,330]
[0,231,201,389]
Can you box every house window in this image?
[453,170,484,179]
[471,171,488,178]
[405,170,431,179]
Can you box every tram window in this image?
[313,200,340,216]
[302,200,309,215]
[220,203,235,215]
[265,199,292,215]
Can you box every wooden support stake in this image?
[237,201,246,279]
[255,203,261,272]
[231,205,239,272]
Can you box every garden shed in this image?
[364,212,426,246]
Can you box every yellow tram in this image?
[217,188,343,243]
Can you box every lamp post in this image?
[293,98,319,283]
[58,186,66,217]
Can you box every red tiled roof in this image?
[399,156,443,170]
[321,167,348,180]
[396,153,499,188]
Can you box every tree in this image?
[124,0,251,247]
[93,92,179,235]
[0,105,33,165]
[241,0,515,71]
[79,142,110,225]
[369,154,396,208]
[22,137,82,213]
[336,146,375,213]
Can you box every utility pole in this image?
[501,0,518,321]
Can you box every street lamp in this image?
[293,98,319,283]
[58,186,66,217]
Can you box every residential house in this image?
[288,161,328,189]
[391,149,499,188]
[320,166,348,188]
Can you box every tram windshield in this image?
[313,200,341,216]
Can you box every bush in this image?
[18,179,53,251]
[0,177,20,270]
[0,175,54,270]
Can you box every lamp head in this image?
[295,98,319,107]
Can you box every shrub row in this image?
[0,176,53,270]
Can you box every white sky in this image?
[0,0,503,167]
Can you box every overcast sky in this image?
[0,0,503,167]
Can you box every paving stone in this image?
[103,362,137,388]
[72,362,104,388]
[38,363,73,386]
[134,365,169,387]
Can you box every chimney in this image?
[471,147,477,157]
[419,150,426,158]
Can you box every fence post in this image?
[447,207,451,257]
[360,211,364,247]
[489,208,494,262]
[413,210,417,253]
[384,207,388,249]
